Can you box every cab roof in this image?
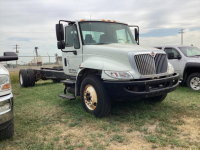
[76,19,128,25]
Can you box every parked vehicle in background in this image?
[155,45,200,90]
[20,19,179,117]
[0,52,18,140]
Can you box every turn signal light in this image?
[1,83,10,90]
[81,19,85,21]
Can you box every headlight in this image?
[167,63,174,74]
[0,75,11,91]
[104,71,133,79]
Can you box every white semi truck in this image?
[0,52,18,140]
[19,19,179,117]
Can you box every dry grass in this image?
[9,71,19,84]
[0,80,200,150]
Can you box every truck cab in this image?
[0,52,18,140]
[56,19,179,117]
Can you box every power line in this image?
[18,56,55,57]
[0,32,54,33]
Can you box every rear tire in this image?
[80,75,111,117]
[186,73,200,90]
[0,119,14,141]
[27,69,35,86]
[19,69,29,87]
[148,94,167,103]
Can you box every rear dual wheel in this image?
[80,75,111,117]
[19,69,35,87]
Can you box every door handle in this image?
[64,58,67,66]
[61,50,77,55]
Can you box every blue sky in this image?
[140,28,180,37]
[0,0,200,64]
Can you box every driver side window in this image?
[164,48,179,59]
[65,26,73,47]
[65,25,80,49]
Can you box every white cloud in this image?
[0,0,200,64]
[140,29,200,47]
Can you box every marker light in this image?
[81,19,85,21]
[1,83,10,90]
[113,20,116,22]
[107,20,111,22]
[0,75,11,91]
[102,19,105,21]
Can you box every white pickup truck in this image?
[0,52,18,140]
[155,45,200,90]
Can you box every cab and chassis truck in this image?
[0,52,18,140]
[19,19,179,117]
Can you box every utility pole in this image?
[47,53,50,67]
[55,53,58,64]
[13,44,19,67]
[179,28,185,45]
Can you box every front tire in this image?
[80,75,111,117]
[186,73,200,90]
[0,119,14,141]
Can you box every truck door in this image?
[164,47,186,78]
[62,24,82,77]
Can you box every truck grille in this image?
[134,54,168,75]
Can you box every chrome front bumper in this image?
[0,93,13,125]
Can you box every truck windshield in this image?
[179,47,200,57]
[79,22,137,45]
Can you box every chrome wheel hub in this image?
[84,85,97,110]
[190,77,200,90]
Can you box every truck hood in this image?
[186,57,200,63]
[84,43,165,61]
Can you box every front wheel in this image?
[186,73,200,90]
[80,75,111,117]
[0,119,14,141]
[148,94,167,103]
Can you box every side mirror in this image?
[56,24,64,41]
[57,41,65,49]
[177,54,182,60]
[0,52,18,62]
[134,28,139,43]
[167,52,175,59]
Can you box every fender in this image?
[183,62,200,80]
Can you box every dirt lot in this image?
[0,72,200,150]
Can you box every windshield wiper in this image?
[194,55,200,56]
[94,43,109,45]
